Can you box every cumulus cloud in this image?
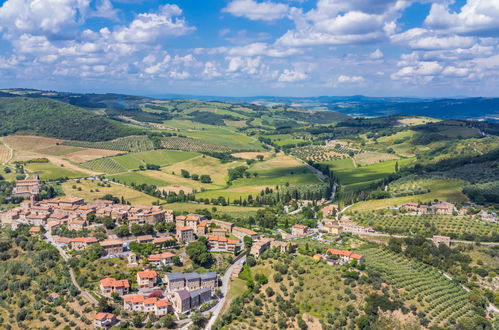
[223,0,289,21]
[278,69,308,82]
[425,0,499,36]
[0,0,90,38]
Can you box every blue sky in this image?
[0,0,499,97]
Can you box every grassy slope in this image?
[349,178,468,211]
[25,161,87,180]
[62,180,158,205]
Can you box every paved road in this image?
[44,231,98,306]
[204,253,247,330]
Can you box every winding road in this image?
[44,231,98,306]
[204,253,247,330]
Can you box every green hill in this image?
[0,97,142,141]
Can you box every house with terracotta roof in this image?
[326,249,364,265]
[71,237,98,250]
[94,312,117,329]
[207,235,240,253]
[250,237,273,258]
[99,239,124,255]
[99,278,130,297]
[136,235,154,244]
[148,252,176,267]
[12,178,41,198]
[67,217,87,231]
[322,204,339,218]
[164,272,218,293]
[207,219,234,232]
[152,236,175,248]
[137,270,158,288]
[28,226,41,235]
[197,220,208,236]
[431,202,456,215]
[176,227,195,243]
[232,226,259,240]
[291,224,309,237]
[123,295,172,316]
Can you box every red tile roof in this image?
[100,277,130,288]
[137,270,157,279]
[71,237,98,243]
[95,312,114,320]
[326,249,363,260]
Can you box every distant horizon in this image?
[0,86,488,101]
[1,0,499,97]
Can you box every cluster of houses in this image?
[0,195,174,232]
[399,201,456,215]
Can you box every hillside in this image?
[0,97,142,141]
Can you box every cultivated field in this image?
[0,142,10,163]
[63,135,154,152]
[360,247,481,328]
[348,178,468,211]
[353,212,497,240]
[61,179,158,205]
[354,151,399,166]
[231,152,272,160]
[25,162,87,181]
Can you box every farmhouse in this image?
[148,251,176,267]
[291,224,308,236]
[323,204,339,218]
[152,236,175,248]
[340,219,374,235]
[70,237,98,250]
[99,239,124,255]
[99,278,130,297]
[67,218,87,231]
[232,226,259,240]
[28,226,41,235]
[136,235,154,244]
[431,202,456,215]
[326,248,364,265]
[250,237,273,258]
[137,270,158,289]
[324,220,343,235]
[94,312,117,329]
[432,235,451,247]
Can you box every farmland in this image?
[160,137,238,153]
[352,211,498,240]
[359,247,482,328]
[81,149,200,174]
[61,179,158,205]
[0,142,10,163]
[354,151,399,166]
[63,135,154,152]
[326,158,415,192]
[195,154,320,200]
[25,161,87,180]
[348,178,468,211]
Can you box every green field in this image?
[108,171,170,187]
[25,161,87,180]
[195,154,320,200]
[326,158,414,192]
[63,135,154,152]
[80,149,200,174]
[349,178,468,211]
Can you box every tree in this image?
[243,236,253,249]
[181,169,190,178]
[200,175,212,183]
[256,155,264,161]
[173,256,182,266]
[186,238,213,268]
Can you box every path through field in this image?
[0,139,13,165]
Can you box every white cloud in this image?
[202,62,222,79]
[370,48,384,59]
[393,28,476,50]
[425,0,499,36]
[111,4,194,43]
[391,61,443,80]
[337,75,364,83]
[0,0,90,38]
[276,0,409,46]
[223,0,289,21]
[226,56,262,74]
[278,69,308,82]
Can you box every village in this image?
[0,176,497,329]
